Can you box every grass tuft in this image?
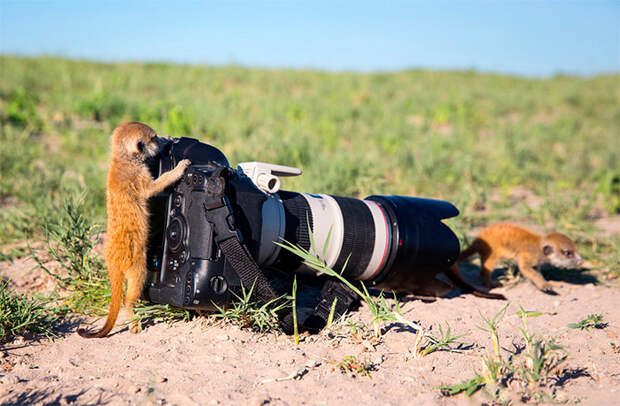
[568,314,606,330]
[30,196,109,316]
[333,355,374,378]
[212,282,287,333]
[0,281,58,343]
[440,304,571,402]
[278,237,424,338]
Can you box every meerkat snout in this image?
[542,233,583,269]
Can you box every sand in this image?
[1,250,619,406]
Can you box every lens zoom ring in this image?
[276,191,313,270]
[331,196,375,279]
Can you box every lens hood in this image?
[365,195,460,285]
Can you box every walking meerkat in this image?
[78,122,190,338]
[455,223,583,294]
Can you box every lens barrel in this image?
[263,192,459,285]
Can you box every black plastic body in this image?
[146,138,243,309]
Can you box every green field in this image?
[1,55,618,275]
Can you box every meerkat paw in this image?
[172,159,191,179]
[540,283,558,295]
[483,277,501,289]
[129,321,142,334]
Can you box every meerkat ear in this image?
[543,245,554,256]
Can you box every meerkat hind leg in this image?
[480,254,501,288]
[124,266,147,333]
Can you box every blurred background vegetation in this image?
[0,56,618,276]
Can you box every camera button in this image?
[210,276,228,294]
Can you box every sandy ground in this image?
[1,247,619,405]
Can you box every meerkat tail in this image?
[445,264,506,300]
[78,272,124,338]
[470,289,507,300]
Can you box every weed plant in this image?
[0,281,58,342]
[419,323,467,357]
[568,314,606,330]
[440,304,570,403]
[333,355,374,378]
[212,282,287,333]
[30,196,109,316]
[278,233,424,338]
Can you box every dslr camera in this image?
[145,137,461,328]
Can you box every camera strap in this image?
[202,169,295,334]
[303,279,359,333]
[203,168,358,335]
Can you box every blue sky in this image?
[1,1,618,76]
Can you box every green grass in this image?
[212,282,287,333]
[419,323,467,357]
[568,314,606,330]
[440,304,570,403]
[0,55,618,339]
[0,281,59,343]
[278,236,424,338]
[1,55,617,274]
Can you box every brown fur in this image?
[455,223,582,294]
[78,122,190,338]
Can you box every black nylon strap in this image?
[218,237,278,304]
[202,172,294,334]
[302,279,359,333]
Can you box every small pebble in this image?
[248,395,271,406]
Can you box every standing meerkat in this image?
[78,122,190,338]
[456,223,583,294]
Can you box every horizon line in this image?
[3,53,618,80]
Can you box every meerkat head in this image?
[541,232,583,269]
[110,122,160,162]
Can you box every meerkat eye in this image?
[137,141,145,153]
[562,249,574,258]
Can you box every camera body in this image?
[146,164,244,309]
[146,136,462,311]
